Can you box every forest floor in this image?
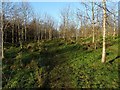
[2,36,120,88]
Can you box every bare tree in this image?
[18,17,23,49]
[11,17,15,44]
[81,3,92,38]
[1,2,4,59]
[60,6,71,41]
[46,15,54,40]
[113,10,118,37]
[96,3,103,39]
[102,0,107,63]
[76,10,84,38]
[14,3,23,49]
[1,2,14,58]
[21,2,32,42]
[1,2,15,58]
[92,1,95,43]
[113,14,116,37]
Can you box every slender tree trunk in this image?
[62,17,65,40]
[38,31,40,50]
[22,2,28,42]
[20,23,24,49]
[63,27,66,40]
[84,16,87,38]
[49,29,52,40]
[75,30,77,41]
[16,24,18,43]
[18,22,22,49]
[1,29,4,59]
[58,31,60,39]
[41,29,43,40]
[1,2,4,59]
[37,22,40,44]
[76,29,78,41]
[45,28,47,40]
[49,29,50,40]
[38,34,40,43]
[12,22,14,44]
[92,1,95,43]
[63,29,65,39]
[25,23,27,41]
[80,20,83,37]
[22,23,24,42]
[4,30,7,43]
[113,14,116,37]
[84,26,86,38]
[102,0,106,63]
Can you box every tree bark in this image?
[49,28,52,40]
[113,14,116,37]
[92,1,95,43]
[102,0,106,63]
[25,22,27,41]
[1,2,4,59]
[12,21,14,44]
[45,28,47,40]
[18,20,22,49]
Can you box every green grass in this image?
[2,37,119,88]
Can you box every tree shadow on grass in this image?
[40,50,67,88]
[108,55,120,64]
[39,43,81,88]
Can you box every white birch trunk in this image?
[92,1,95,43]
[102,0,106,63]
[1,2,4,59]
[113,14,116,37]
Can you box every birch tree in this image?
[21,2,32,42]
[1,2,4,59]
[92,1,95,43]
[113,14,116,37]
[13,3,23,48]
[1,2,14,58]
[76,10,84,38]
[102,0,107,63]
[45,15,54,40]
[112,8,118,37]
[60,6,71,41]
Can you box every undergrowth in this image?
[2,36,119,88]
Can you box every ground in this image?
[2,36,120,88]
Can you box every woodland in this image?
[0,1,120,88]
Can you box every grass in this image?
[2,36,119,88]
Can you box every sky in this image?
[30,2,83,24]
[29,2,118,27]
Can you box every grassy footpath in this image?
[2,36,120,88]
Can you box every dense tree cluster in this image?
[0,1,118,63]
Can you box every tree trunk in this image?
[12,22,14,44]
[1,29,4,59]
[22,23,24,43]
[1,2,4,59]
[49,29,52,40]
[113,14,116,37]
[18,22,22,49]
[41,29,43,40]
[84,16,87,38]
[1,26,4,59]
[75,29,78,41]
[4,30,7,43]
[16,24,18,43]
[102,0,106,63]
[92,1,95,43]
[25,24,27,41]
[45,28,47,40]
